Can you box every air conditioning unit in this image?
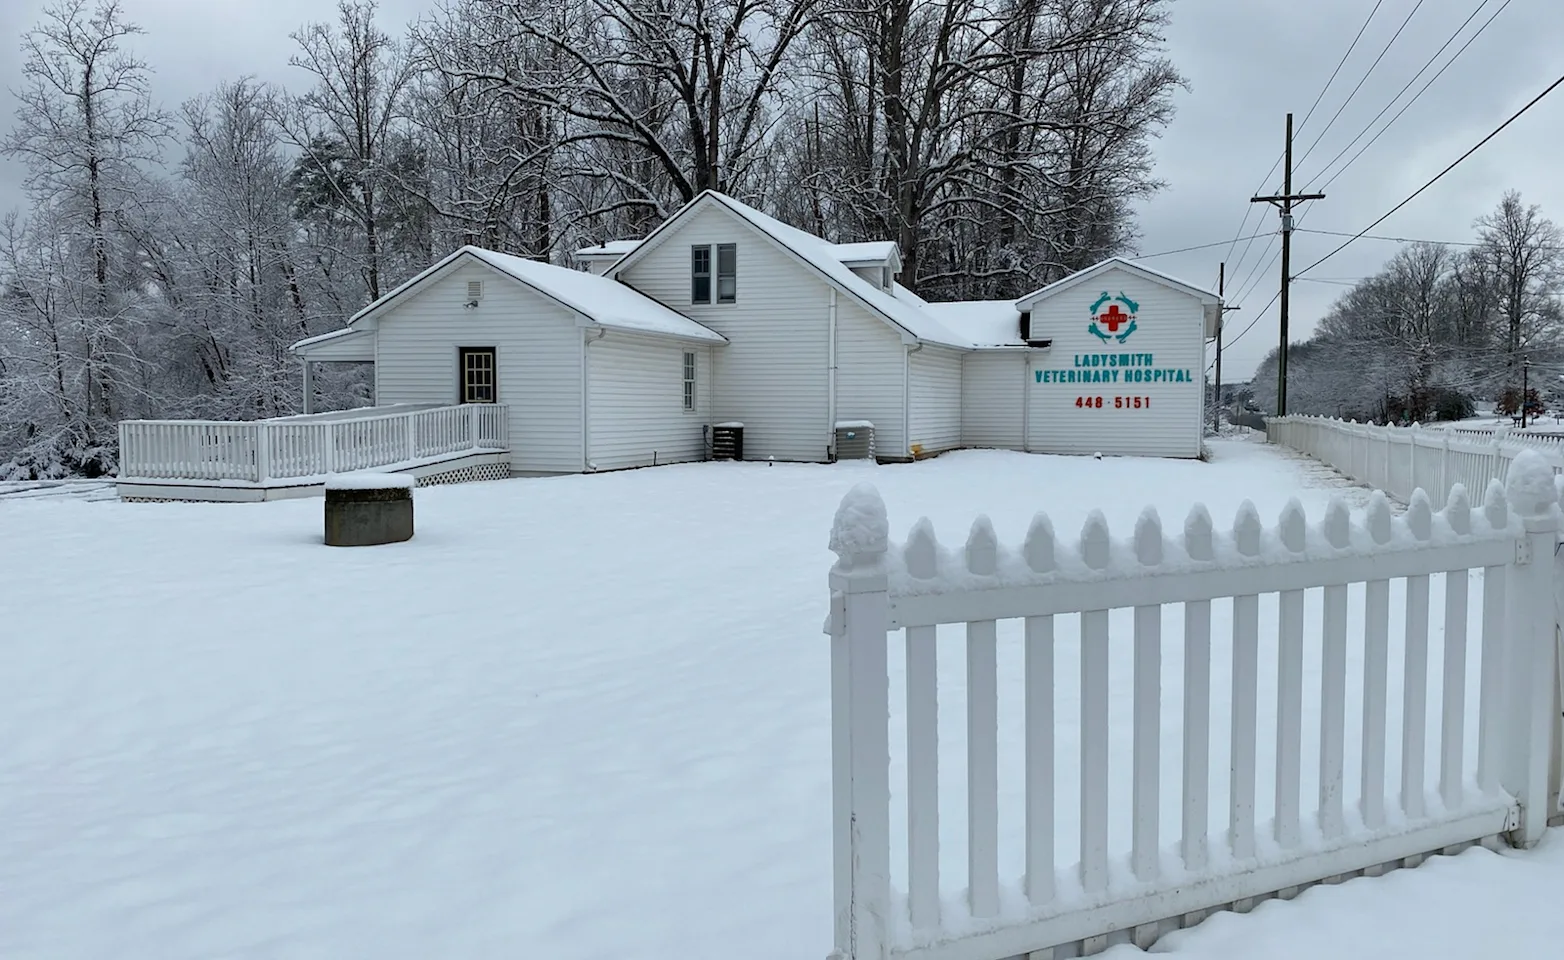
[711,422,744,460]
[834,421,875,460]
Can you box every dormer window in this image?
[1019,310,1032,341]
[881,264,892,291]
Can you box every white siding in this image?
[374,261,583,473]
[587,333,712,470]
[833,298,908,459]
[961,351,1026,449]
[1026,266,1205,458]
[615,204,830,462]
[908,346,963,454]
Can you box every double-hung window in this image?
[716,244,736,303]
[692,243,737,304]
[691,246,712,303]
[682,351,697,411]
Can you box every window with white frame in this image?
[682,350,697,411]
[716,243,736,303]
[691,246,712,303]
[459,347,497,403]
[692,244,737,304]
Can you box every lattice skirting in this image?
[415,462,511,486]
[122,496,208,504]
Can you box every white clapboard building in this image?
[293,191,1221,471]
[116,190,1223,500]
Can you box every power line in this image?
[1295,0,1388,140]
[1295,227,1484,246]
[1131,231,1274,260]
[1295,71,1564,279]
[1214,1,1387,285]
[1223,287,1283,352]
[1313,0,1514,191]
[1303,0,1504,188]
[1294,0,1426,173]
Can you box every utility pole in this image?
[1251,112,1325,417]
[1213,261,1239,432]
[1522,355,1531,429]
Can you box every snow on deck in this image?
[2,437,1557,959]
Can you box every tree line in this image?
[0,0,1183,478]
[1248,190,1564,425]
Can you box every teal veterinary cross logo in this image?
[1089,292,1138,344]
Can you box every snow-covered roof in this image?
[463,248,725,343]
[290,246,725,356]
[616,191,972,349]
[292,327,369,350]
[829,241,900,265]
[1015,257,1221,310]
[922,300,1028,348]
[573,239,641,258]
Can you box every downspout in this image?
[903,342,924,460]
[582,327,607,471]
[1022,350,1031,453]
[827,289,838,461]
[301,358,313,415]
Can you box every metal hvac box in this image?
[834,421,875,460]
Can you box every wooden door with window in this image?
[459,347,497,403]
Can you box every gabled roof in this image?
[607,191,972,349]
[829,241,901,269]
[464,248,725,342]
[573,239,641,258]
[290,246,725,356]
[1014,257,1222,311]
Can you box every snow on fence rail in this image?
[1267,415,1564,507]
[118,403,508,483]
[823,451,1562,960]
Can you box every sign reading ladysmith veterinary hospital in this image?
[1032,289,1195,387]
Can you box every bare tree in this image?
[1,0,172,426]
[1475,190,1564,388]
[279,0,416,301]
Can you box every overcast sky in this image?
[1,0,1558,382]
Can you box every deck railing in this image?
[118,404,508,483]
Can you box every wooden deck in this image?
[116,404,510,502]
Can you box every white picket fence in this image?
[118,403,509,483]
[824,450,1563,960]
[1267,415,1564,507]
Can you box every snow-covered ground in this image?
[3,436,1560,960]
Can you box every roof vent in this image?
[466,280,484,301]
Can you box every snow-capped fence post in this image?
[253,422,271,484]
[826,483,892,960]
[1500,450,1560,847]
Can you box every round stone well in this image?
[324,472,415,546]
